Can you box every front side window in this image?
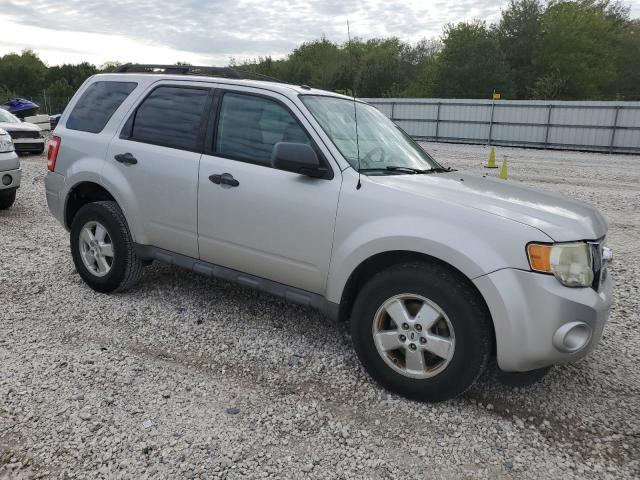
[128,86,209,151]
[301,95,441,174]
[67,81,137,133]
[216,93,310,166]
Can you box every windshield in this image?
[0,108,21,124]
[301,95,441,173]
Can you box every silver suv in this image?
[45,65,613,402]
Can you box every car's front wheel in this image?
[0,190,16,210]
[350,261,493,402]
[70,201,144,293]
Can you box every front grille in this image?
[8,130,40,140]
[14,142,43,152]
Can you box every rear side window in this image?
[67,81,137,133]
[216,93,310,165]
[126,86,209,151]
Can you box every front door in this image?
[198,89,341,294]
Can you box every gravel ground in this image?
[1,143,639,479]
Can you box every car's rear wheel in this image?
[350,261,492,402]
[70,201,144,292]
[0,190,16,210]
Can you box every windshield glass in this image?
[0,108,20,124]
[301,95,441,173]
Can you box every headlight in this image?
[527,242,594,287]
[0,135,14,153]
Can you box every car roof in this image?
[92,73,354,102]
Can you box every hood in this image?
[0,121,41,132]
[368,171,607,242]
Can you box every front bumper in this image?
[474,267,613,372]
[13,138,45,153]
[0,167,21,191]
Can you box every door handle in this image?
[114,153,138,165]
[209,173,239,187]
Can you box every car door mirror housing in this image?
[271,142,325,178]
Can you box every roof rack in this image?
[113,63,289,85]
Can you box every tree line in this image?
[0,0,638,113]
[241,0,640,100]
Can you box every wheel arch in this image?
[336,250,496,352]
[64,181,116,229]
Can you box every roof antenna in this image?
[347,20,362,190]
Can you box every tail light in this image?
[47,135,61,172]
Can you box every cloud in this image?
[2,0,639,66]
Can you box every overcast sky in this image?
[1,0,639,67]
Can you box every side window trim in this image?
[119,84,215,154]
[207,89,334,180]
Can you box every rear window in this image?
[67,81,137,133]
[126,86,209,151]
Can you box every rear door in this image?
[105,82,213,258]
[197,88,342,294]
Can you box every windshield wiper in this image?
[428,166,457,173]
[359,166,455,175]
[385,166,430,174]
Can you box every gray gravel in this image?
[1,143,639,479]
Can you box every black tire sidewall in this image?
[70,202,129,293]
[351,263,490,402]
[0,190,17,209]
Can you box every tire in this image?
[70,201,144,293]
[350,261,493,402]
[0,190,16,210]
[497,366,551,387]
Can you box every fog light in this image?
[2,174,11,186]
[553,322,592,353]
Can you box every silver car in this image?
[0,128,20,209]
[44,65,613,402]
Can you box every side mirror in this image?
[271,142,325,178]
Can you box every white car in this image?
[0,128,20,209]
[0,108,45,155]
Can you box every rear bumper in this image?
[45,171,66,226]
[474,268,613,372]
[0,167,21,191]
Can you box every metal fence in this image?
[363,98,640,154]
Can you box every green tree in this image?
[0,84,17,102]
[609,18,640,99]
[284,38,348,91]
[496,0,544,98]
[432,22,514,98]
[45,62,97,91]
[532,1,618,99]
[45,79,75,113]
[398,39,441,97]
[0,50,47,98]
[354,38,414,97]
